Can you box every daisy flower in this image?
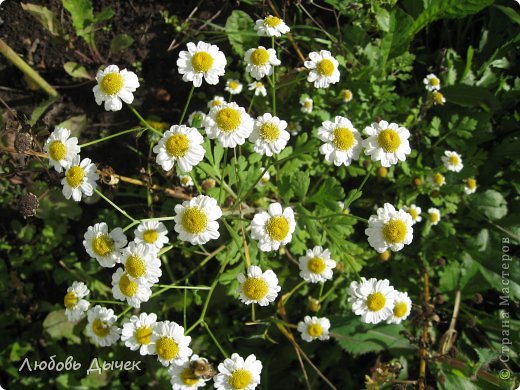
[214,353,262,390]
[248,81,267,97]
[403,204,422,225]
[257,170,270,187]
[225,79,243,95]
[207,96,226,110]
[120,242,162,284]
[83,222,127,267]
[254,14,290,37]
[365,203,414,253]
[340,89,353,103]
[249,113,290,156]
[85,305,121,346]
[179,175,194,187]
[93,65,139,111]
[112,268,152,308]
[177,41,227,87]
[297,316,331,342]
[362,120,411,167]
[244,46,280,80]
[298,246,336,283]
[134,220,169,252]
[348,278,397,324]
[63,281,89,322]
[423,73,441,91]
[169,354,209,390]
[61,156,99,202]
[442,150,463,172]
[188,111,206,128]
[174,195,222,245]
[300,96,313,113]
[386,291,412,324]
[432,91,445,105]
[251,203,296,252]
[43,127,80,173]
[237,265,281,306]
[150,321,192,367]
[317,116,362,167]
[287,121,302,136]
[428,208,441,225]
[304,50,340,88]
[153,125,205,172]
[431,172,446,187]
[464,178,477,195]
[121,312,157,356]
[203,102,254,148]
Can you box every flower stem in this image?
[202,321,229,358]
[271,36,277,115]
[94,188,137,222]
[155,284,211,290]
[179,85,195,125]
[247,95,255,114]
[80,127,145,148]
[127,104,163,135]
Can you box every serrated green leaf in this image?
[471,190,508,220]
[43,310,80,343]
[291,172,310,200]
[110,34,134,54]
[21,3,65,37]
[225,10,257,57]
[62,0,94,44]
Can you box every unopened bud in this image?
[379,251,391,262]
[377,167,388,178]
[18,192,39,218]
[307,297,321,312]
[201,178,216,192]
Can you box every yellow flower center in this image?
[265,215,290,241]
[181,176,191,185]
[229,80,239,90]
[92,234,114,257]
[92,318,110,337]
[215,107,241,132]
[119,273,138,297]
[265,15,281,27]
[191,51,214,73]
[304,101,312,109]
[382,219,407,244]
[101,72,124,95]
[433,173,445,185]
[250,48,270,66]
[377,167,388,178]
[49,141,67,161]
[332,127,355,151]
[181,368,199,386]
[433,91,444,104]
[147,120,169,131]
[143,229,158,244]
[379,251,391,262]
[408,208,418,220]
[307,323,323,337]
[259,122,280,142]
[156,337,179,361]
[430,77,440,86]
[429,212,439,223]
[449,155,460,166]
[307,257,326,274]
[182,207,208,234]
[166,134,190,158]
[377,129,401,152]
[342,89,352,101]
[316,59,335,77]
[126,255,147,278]
[66,166,85,188]
[63,291,78,309]
[393,302,408,318]
[211,99,223,107]
[255,82,263,88]
[228,369,252,390]
[242,277,269,301]
[467,178,477,189]
[366,292,386,312]
[134,325,153,345]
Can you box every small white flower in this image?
[244,46,280,80]
[207,96,226,110]
[63,281,89,322]
[188,111,206,127]
[318,116,362,167]
[442,150,463,172]
[403,204,422,225]
[297,316,331,342]
[214,353,262,390]
[169,354,209,390]
[248,81,267,97]
[61,156,99,202]
[121,312,157,355]
[43,127,80,173]
[93,65,139,111]
[430,172,446,187]
[424,73,441,91]
[174,195,222,245]
[120,242,162,284]
[112,268,152,308]
[249,113,290,156]
[203,102,254,148]
[83,222,127,267]
[363,120,411,167]
[179,175,194,187]
[304,50,340,88]
[257,170,270,187]
[134,220,169,252]
[85,305,121,346]
[225,79,243,95]
[340,89,353,103]
[432,91,445,105]
[299,96,313,113]
[237,266,281,306]
[254,14,290,37]
[348,278,397,324]
[464,178,477,195]
[428,208,441,225]
[251,203,296,252]
[298,246,336,283]
[177,41,227,87]
[287,121,302,136]
[386,291,412,324]
[153,125,205,172]
[365,203,414,253]
[150,320,192,367]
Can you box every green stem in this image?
[80,127,145,148]
[271,36,276,115]
[251,303,256,322]
[247,95,255,114]
[127,104,163,135]
[90,299,125,305]
[179,85,195,125]
[117,305,133,319]
[282,281,306,306]
[155,285,211,290]
[202,321,229,358]
[345,165,374,208]
[95,188,137,222]
[302,212,368,223]
[183,283,188,330]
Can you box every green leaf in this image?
[21,3,65,37]
[43,310,81,343]
[29,96,59,126]
[375,6,391,32]
[225,10,257,57]
[308,177,345,209]
[471,190,508,220]
[494,5,520,25]
[94,7,115,23]
[63,62,92,79]
[110,34,134,54]
[442,84,499,110]
[291,172,310,200]
[439,261,461,293]
[62,0,94,44]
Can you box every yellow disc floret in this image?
[466,178,477,189]
[143,229,158,244]
[332,127,355,151]
[101,73,124,95]
[182,207,208,234]
[259,122,280,142]
[307,257,326,274]
[265,216,290,241]
[430,76,440,86]
[134,326,153,345]
[229,80,239,90]
[429,212,439,223]
[119,273,138,297]
[228,369,253,390]
[265,16,281,27]
[307,323,323,337]
[191,52,214,73]
[215,107,241,132]
[316,59,335,77]
[181,368,199,386]
[366,292,386,312]
[382,219,407,244]
[49,141,67,161]
[166,134,190,158]
[449,155,460,166]
[92,234,114,257]
[156,337,179,360]
[250,48,270,66]
[92,318,110,337]
[242,277,269,301]
[66,166,85,188]
[393,302,408,318]
[377,129,401,153]
[125,255,147,278]
[64,291,78,309]
[408,208,418,220]
[433,173,445,185]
